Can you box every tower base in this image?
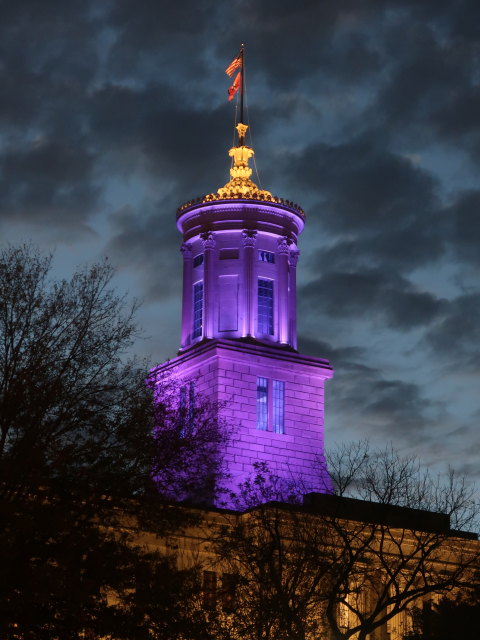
[150,339,334,505]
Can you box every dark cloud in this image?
[375,24,469,128]
[301,269,446,331]
[0,0,97,128]
[108,0,219,49]
[88,83,232,199]
[106,197,183,302]
[218,0,384,89]
[105,0,223,85]
[359,3,480,162]
[0,0,478,480]
[0,139,99,232]
[297,335,365,364]
[283,138,440,235]
[349,375,440,440]
[308,216,446,275]
[444,190,480,266]
[432,86,480,143]
[426,293,480,370]
[447,0,480,40]
[297,335,441,451]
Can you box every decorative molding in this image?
[277,236,291,254]
[180,242,193,258]
[289,250,300,267]
[177,197,305,218]
[242,229,258,248]
[200,231,216,249]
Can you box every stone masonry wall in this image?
[151,340,333,504]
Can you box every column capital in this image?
[277,236,291,254]
[289,249,300,267]
[242,229,257,247]
[200,231,216,249]
[180,242,193,259]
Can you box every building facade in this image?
[145,121,479,640]
[149,122,333,499]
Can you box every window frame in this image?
[193,253,204,268]
[272,379,285,434]
[256,376,268,431]
[257,278,274,336]
[192,281,203,339]
[258,249,275,264]
[256,377,286,434]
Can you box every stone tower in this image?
[150,122,333,500]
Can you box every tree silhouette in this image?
[0,244,224,638]
[210,446,479,640]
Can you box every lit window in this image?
[221,573,237,613]
[258,279,274,335]
[257,377,268,430]
[193,254,204,267]
[179,381,195,437]
[193,281,203,339]
[256,378,286,434]
[272,380,285,434]
[203,571,217,609]
[258,250,275,263]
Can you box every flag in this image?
[225,54,242,77]
[228,72,241,101]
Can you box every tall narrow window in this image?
[193,253,204,268]
[221,573,237,613]
[258,250,275,263]
[193,281,203,339]
[272,380,285,434]
[179,381,195,437]
[188,381,195,429]
[179,385,187,437]
[258,279,274,335]
[203,571,217,609]
[256,377,268,430]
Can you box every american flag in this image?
[228,72,241,101]
[225,54,242,77]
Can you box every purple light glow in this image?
[151,198,334,505]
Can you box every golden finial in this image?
[176,52,305,216]
[236,122,248,145]
[214,122,272,200]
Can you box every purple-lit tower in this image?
[150,122,333,499]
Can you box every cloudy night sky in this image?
[1,1,479,484]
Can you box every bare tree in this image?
[318,442,479,640]
[148,369,230,505]
[0,244,225,639]
[206,466,330,640]
[210,447,479,640]
[406,571,480,640]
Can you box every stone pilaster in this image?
[289,249,299,350]
[242,229,257,337]
[201,231,216,339]
[180,243,193,349]
[277,236,290,344]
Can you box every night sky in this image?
[2,1,479,484]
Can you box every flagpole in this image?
[240,43,245,127]
[226,46,246,145]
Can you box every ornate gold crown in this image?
[177,123,304,216]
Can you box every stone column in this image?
[180,242,193,349]
[201,231,216,339]
[242,229,257,337]
[277,236,290,344]
[289,249,299,350]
